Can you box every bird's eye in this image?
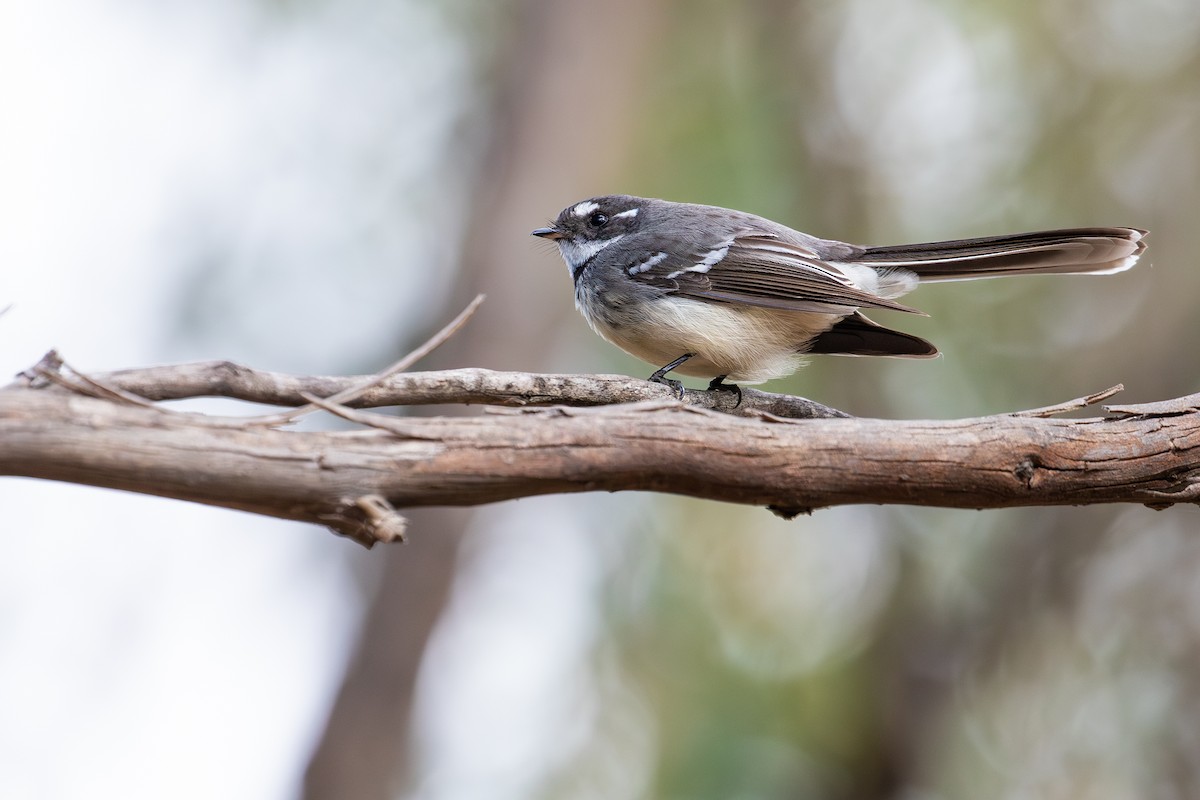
[589,211,609,228]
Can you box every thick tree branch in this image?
[2,367,1198,546]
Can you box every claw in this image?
[651,375,685,398]
[707,375,743,407]
[648,353,695,399]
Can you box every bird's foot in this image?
[648,353,696,400]
[706,375,743,407]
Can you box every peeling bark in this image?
[3,371,1197,547]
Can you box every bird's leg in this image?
[648,353,695,399]
[706,375,742,407]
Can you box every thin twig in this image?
[299,391,437,438]
[251,294,485,427]
[22,352,251,425]
[1105,392,1200,418]
[43,358,168,411]
[15,350,66,388]
[1009,385,1125,418]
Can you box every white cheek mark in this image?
[559,234,625,275]
[665,240,731,279]
[627,251,668,275]
[613,208,639,220]
[571,201,600,218]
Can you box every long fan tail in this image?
[853,227,1147,281]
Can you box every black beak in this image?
[531,226,564,240]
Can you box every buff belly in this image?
[576,289,842,384]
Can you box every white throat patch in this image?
[558,234,625,276]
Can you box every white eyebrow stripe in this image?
[613,208,639,219]
[627,250,668,275]
[571,201,600,217]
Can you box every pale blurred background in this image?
[2,1,1199,798]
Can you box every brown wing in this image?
[625,231,922,314]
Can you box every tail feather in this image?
[806,312,938,358]
[854,227,1147,282]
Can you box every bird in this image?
[532,195,1146,397]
